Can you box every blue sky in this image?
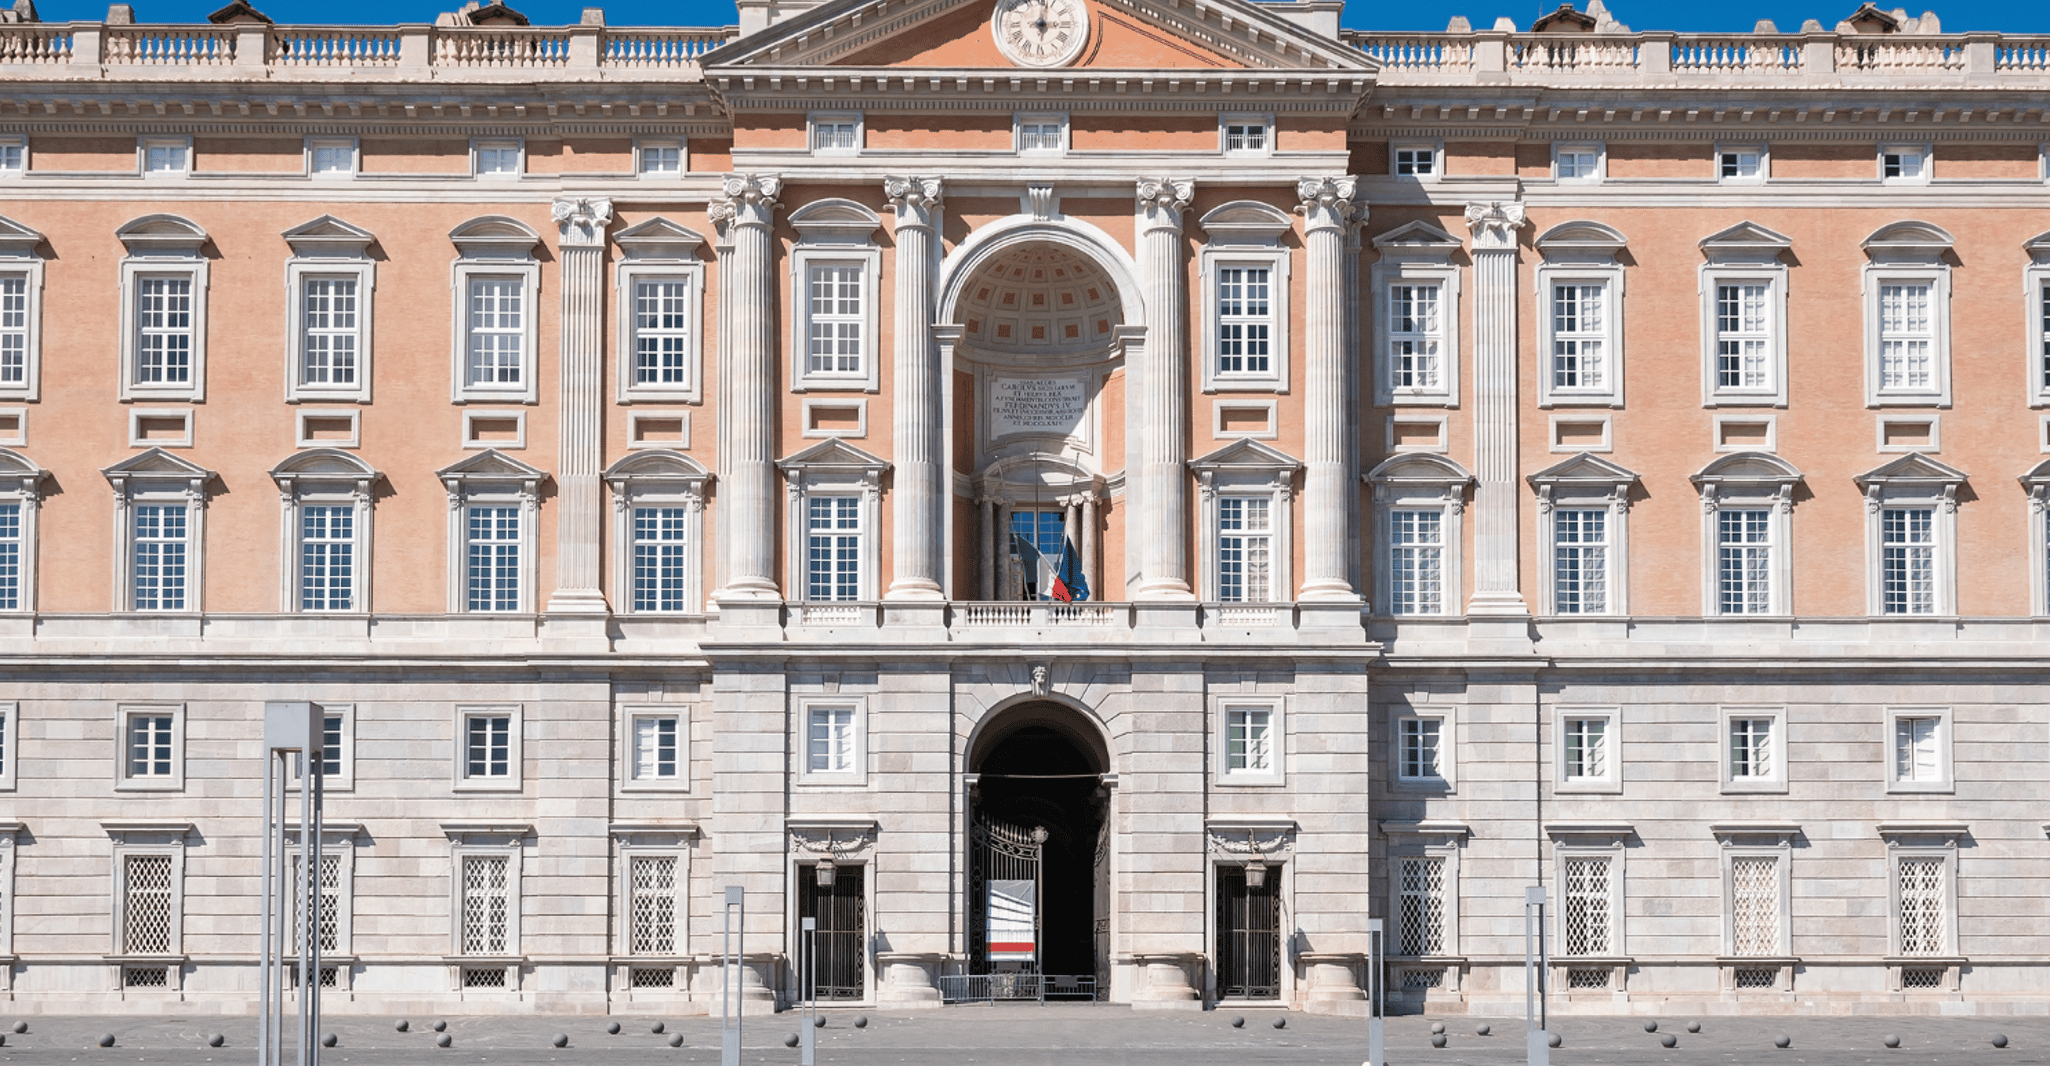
[25,0,2050,35]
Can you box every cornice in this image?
[710,68,1371,114]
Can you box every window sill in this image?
[791,379,877,394]
[1216,774,1285,787]
[621,781,691,794]
[114,780,184,793]
[1392,778,1453,794]
[1555,780,1622,795]
[1720,780,1788,795]
[453,781,523,793]
[452,394,538,406]
[795,776,868,789]
[1885,781,1954,795]
[1386,391,1457,407]
[1205,378,1284,394]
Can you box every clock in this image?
[992,0,1089,68]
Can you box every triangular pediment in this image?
[1191,438,1300,473]
[1527,452,1639,490]
[283,215,376,258]
[704,0,1373,72]
[1371,220,1462,254]
[436,449,548,483]
[102,448,216,487]
[616,217,709,260]
[0,214,43,259]
[777,437,890,473]
[1855,452,1967,489]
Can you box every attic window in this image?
[475,140,523,178]
[809,114,862,155]
[141,137,190,176]
[1222,115,1270,155]
[1882,145,1929,183]
[1718,146,1764,182]
[1393,143,1440,179]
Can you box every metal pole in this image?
[722,886,742,1066]
[1525,885,1549,1066]
[310,750,324,1064]
[1365,918,1384,1066]
[800,916,816,1066]
[298,754,313,1066]
[259,750,274,1066]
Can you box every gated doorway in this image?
[965,701,1109,999]
[1216,865,1281,999]
[797,864,865,1001]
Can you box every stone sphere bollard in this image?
[783,1033,800,1048]
[1644,1020,1659,1033]
[1430,1033,1447,1049]
[321,1033,338,1048]
[436,1034,453,1048]
[208,1034,225,1048]
[855,1017,868,1029]
[1475,1023,1491,1036]
[432,1020,448,1033]
[11,1023,25,1034]
[395,1020,411,1033]
[552,1034,569,1048]
[651,1022,666,1035]
[668,1034,685,1048]
[97,1034,116,1048]
[1230,1016,1245,1029]
[1687,1022,1701,1034]
[1774,1033,1792,1049]
[606,1022,621,1035]
[1660,1034,1677,1048]
[1884,1034,1901,1049]
[1993,1034,2010,1049]
[815,1016,827,1028]
[1430,1021,1446,1034]
[1273,1018,1286,1030]
[1548,1032,1563,1048]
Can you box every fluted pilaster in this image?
[544,195,613,615]
[1464,200,1529,615]
[884,176,945,600]
[710,175,783,601]
[1134,177,1195,601]
[1296,176,1364,602]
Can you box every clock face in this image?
[992,0,1089,68]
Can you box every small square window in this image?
[637,140,683,176]
[1720,708,1786,793]
[141,137,190,176]
[1016,114,1067,154]
[0,137,24,174]
[810,114,862,155]
[1718,146,1765,182]
[1555,144,1603,182]
[1222,115,1271,155]
[456,707,521,789]
[475,141,523,177]
[309,139,357,177]
[117,704,184,791]
[1393,144,1439,178]
[1558,709,1620,791]
[1882,144,1930,183]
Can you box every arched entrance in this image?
[966,701,1109,995]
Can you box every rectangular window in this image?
[1562,856,1613,955]
[143,139,188,174]
[1550,284,1608,391]
[299,505,355,612]
[466,277,525,389]
[806,705,855,774]
[1398,716,1442,780]
[805,265,864,377]
[310,141,354,176]
[1715,283,1773,391]
[1394,146,1436,176]
[628,855,679,954]
[637,142,682,175]
[632,280,692,386]
[1216,497,1272,604]
[1388,283,1443,391]
[1215,267,1272,376]
[299,277,359,387]
[1883,146,1928,181]
[631,507,690,613]
[132,503,188,611]
[286,851,342,954]
[1562,717,1608,781]
[1880,507,1935,615]
[1556,147,1600,181]
[135,277,194,384]
[464,713,512,779]
[1389,510,1443,615]
[0,501,21,611]
[1716,508,1771,615]
[127,713,175,778]
[811,119,859,153]
[2041,284,2050,392]
[1719,148,1762,180]
[1896,856,1945,955]
[1396,856,1446,955]
[475,142,522,176]
[122,853,175,954]
[1894,715,1941,783]
[1224,706,1273,774]
[465,506,520,612]
[460,854,510,954]
[1223,122,1268,153]
[1877,283,1933,393]
[1730,855,1779,956]
[0,139,22,173]
[1017,119,1064,152]
[0,274,26,385]
[805,496,861,602]
[631,714,680,781]
[1552,509,1608,615]
[319,713,343,776]
[1729,717,1773,780]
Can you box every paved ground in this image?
[3,1007,2047,1066]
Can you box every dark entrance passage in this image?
[967,703,1108,995]
[797,864,864,1000]
[1216,865,1280,999]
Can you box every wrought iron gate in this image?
[1092,816,1110,993]
[797,865,865,1000]
[1216,866,1280,999]
[968,817,1042,976]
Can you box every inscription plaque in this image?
[989,376,1088,440]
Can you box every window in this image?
[116,216,210,401]
[457,706,520,789]
[1714,282,1774,390]
[0,276,25,389]
[1193,439,1297,605]
[626,709,685,787]
[1549,284,1610,395]
[1369,454,1469,617]
[1553,143,1603,182]
[307,138,356,178]
[302,278,361,387]
[288,705,352,790]
[805,265,865,379]
[1216,497,1272,603]
[285,848,345,960]
[1717,509,1772,614]
[788,200,883,392]
[808,705,855,774]
[810,114,861,154]
[1887,707,1952,792]
[1692,453,1800,618]
[1214,268,1273,378]
[1895,855,1948,955]
[1717,145,1765,182]
[1389,510,1443,615]
[474,139,522,177]
[1371,222,1463,406]
[631,280,693,388]
[1716,833,1793,969]
[460,853,511,953]
[1557,708,1619,790]
[1720,707,1785,792]
[1197,201,1293,393]
[1856,454,1964,616]
[122,852,177,953]
[449,218,542,404]
[630,507,691,612]
[635,139,683,176]
[1015,113,1066,153]
[1392,143,1439,178]
[0,137,23,174]
[0,215,43,401]
[299,506,355,611]
[1881,143,1930,183]
[281,216,377,404]
[0,701,14,791]
[103,449,215,613]
[1221,114,1271,155]
[1535,222,1626,407]
[627,855,683,954]
[805,496,861,602]
[135,277,195,388]
[116,704,183,790]
[271,450,379,614]
[1395,857,1446,955]
[132,504,190,612]
[1861,222,1953,406]
[1397,714,1445,783]
[1560,855,1614,956]
[1880,507,1934,614]
[0,503,19,613]
[1698,222,1792,407]
[1219,701,1281,781]
[615,218,707,403]
[437,450,544,612]
[140,136,190,176]
[466,506,521,612]
[1553,510,1608,614]
[0,454,44,613]
[606,450,710,616]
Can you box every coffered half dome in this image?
[957,244,1121,357]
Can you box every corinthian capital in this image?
[708,174,783,234]
[551,195,613,248]
[1463,200,1527,251]
[884,176,944,229]
[1135,177,1194,231]
[1295,176,1362,232]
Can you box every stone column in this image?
[1464,201,1530,615]
[709,175,783,602]
[544,196,613,617]
[978,495,996,601]
[1296,177,1364,603]
[884,177,945,601]
[1133,178,1195,601]
[1080,490,1100,599]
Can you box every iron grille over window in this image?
[287,852,342,954]
[1562,856,1612,956]
[628,856,678,955]
[123,853,174,954]
[1396,856,1445,956]
[1730,856,1778,955]
[461,854,509,955]
[1897,857,1945,955]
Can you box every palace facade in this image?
[0,0,2044,1018]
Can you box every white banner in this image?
[987,878,1036,961]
